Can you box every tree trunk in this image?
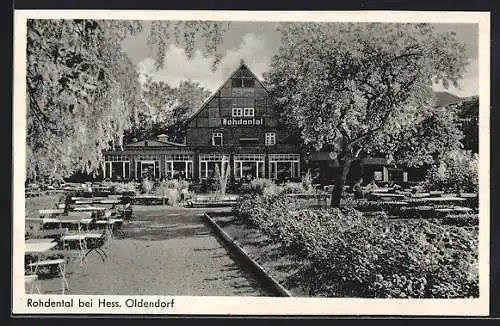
[331,158,353,207]
[359,159,365,184]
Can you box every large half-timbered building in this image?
[102,61,302,182]
[102,61,471,185]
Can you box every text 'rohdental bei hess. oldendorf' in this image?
[26,297,176,309]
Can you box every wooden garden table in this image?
[39,209,65,216]
[410,197,466,203]
[25,240,68,294]
[73,206,107,212]
[25,241,57,254]
[25,238,55,244]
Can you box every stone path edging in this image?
[202,212,293,297]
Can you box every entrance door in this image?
[165,161,174,178]
[141,161,156,179]
[234,154,265,180]
[241,161,257,180]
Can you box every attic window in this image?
[144,141,148,147]
[232,78,254,88]
[232,78,243,88]
[243,79,254,88]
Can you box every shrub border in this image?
[202,212,293,297]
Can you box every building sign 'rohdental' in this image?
[222,117,264,126]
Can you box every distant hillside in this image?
[431,91,463,107]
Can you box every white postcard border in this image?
[12,9,491,316]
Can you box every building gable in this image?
[187,63,279,129]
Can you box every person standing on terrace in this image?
[63,192,73,214]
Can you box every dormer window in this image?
[243,108,254,117]
[232,108,243,117]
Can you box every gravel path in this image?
[35,206,271,296]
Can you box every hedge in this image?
[235,195,479,298]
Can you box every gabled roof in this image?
[186,62,269,124]
[124,138,186,148]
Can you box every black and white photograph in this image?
[12,10,490,315]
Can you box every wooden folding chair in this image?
[27,258,69,294]
[83,229,108,263]
[24,274,40,294]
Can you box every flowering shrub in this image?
[302,169,313,192]
[440,214,479,227]
[249,178,282,196]
[153,180,192,205]
[142,178,154,194]
[281,182,306,194]
[104,181,136,194]
[423,150,478,193]
[235,195,479,298]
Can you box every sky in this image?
[121,22,479,98]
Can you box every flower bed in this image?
[234,195,479,298]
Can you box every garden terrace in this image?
[24,192,277,296]
[218,194,479,298]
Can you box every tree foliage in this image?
[26,19,227,180]
[27,19,142,180]
[265,23,468,206]
[454,97,479,153]
[380,107,465,167]
[423,149,478,193]
[124,78,210,143]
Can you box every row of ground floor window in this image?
[103,153,301,181]
[102,152,415,184]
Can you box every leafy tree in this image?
[378,106,465,168]
[265,23,468,206]
[27,19,142,180]
[124,79,210,143]
[26,19,228,180]
[422,149,478,193]
[167,80,211,142]
[454,97,479,153]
